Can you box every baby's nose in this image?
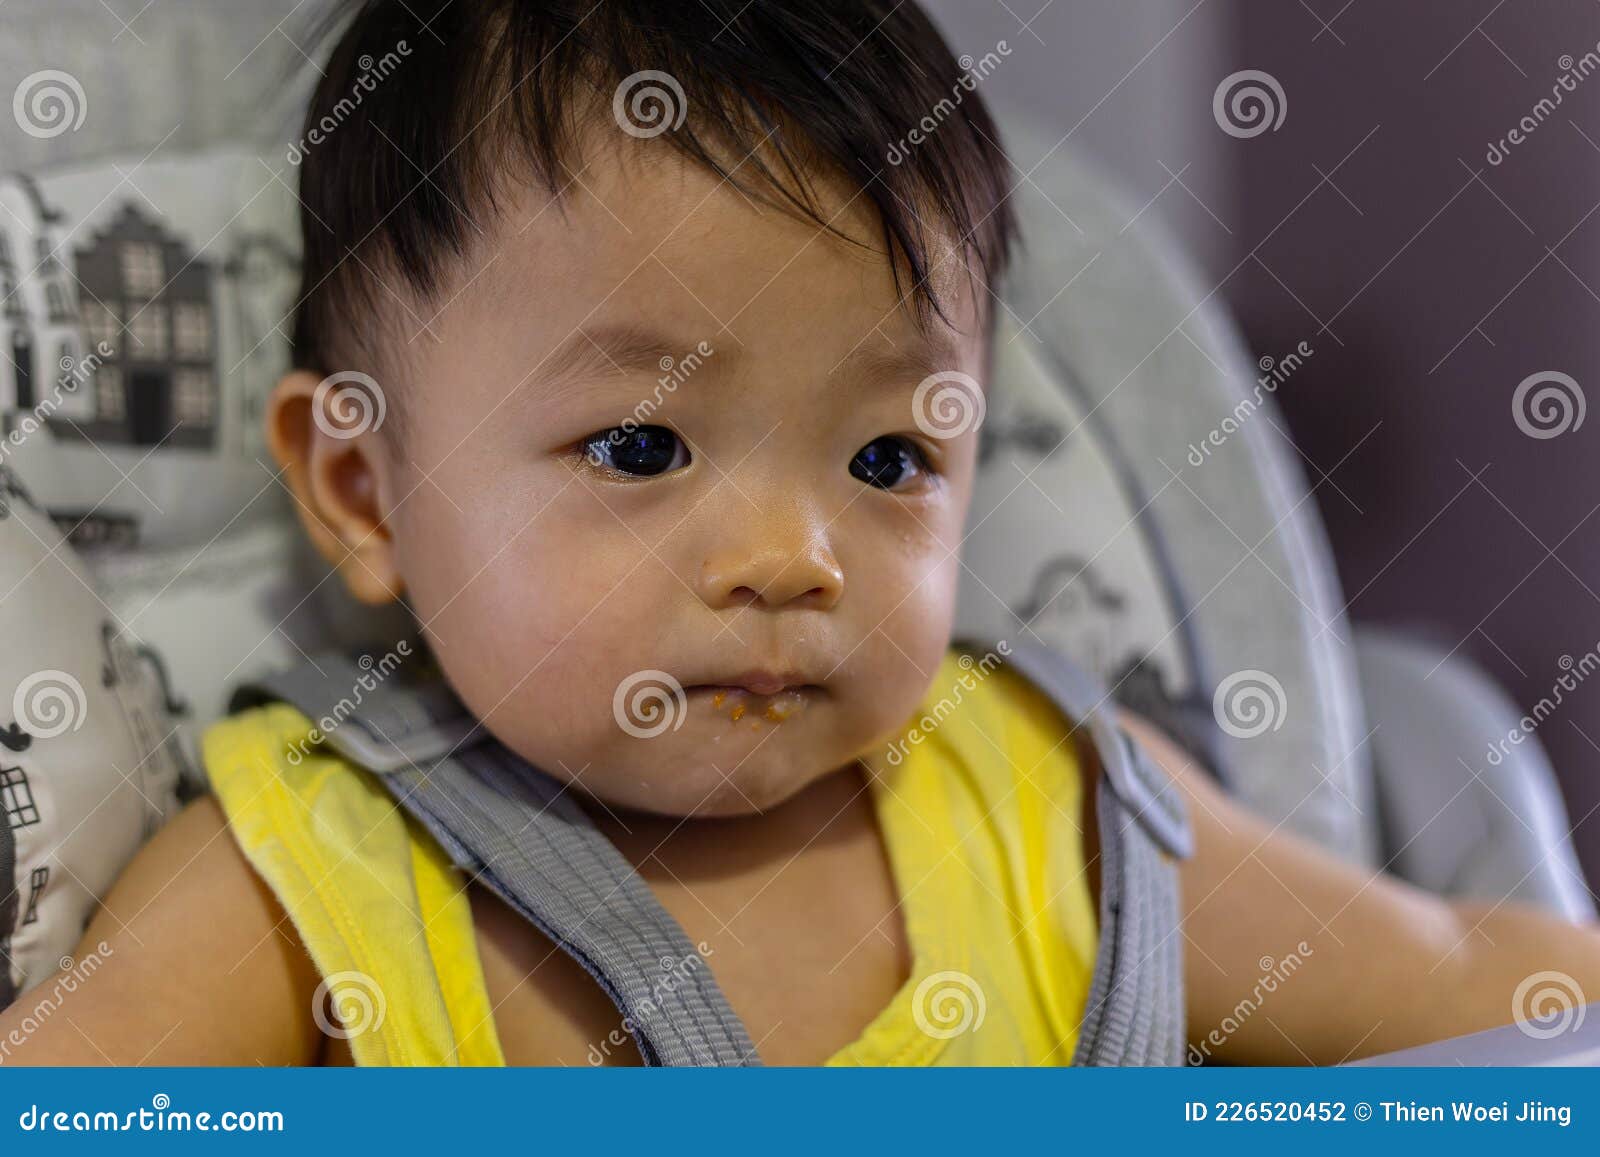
[697,530,844,611]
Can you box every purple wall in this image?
[1224,1,1600,884]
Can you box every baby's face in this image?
[372,136,986,816]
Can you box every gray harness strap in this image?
[231,660,757,1067]
[1002,641,1192,1066]
[231,637,1192,1066]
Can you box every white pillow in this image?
[0,472,184,1005]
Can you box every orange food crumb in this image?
[730,703,746,722]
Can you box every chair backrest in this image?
[959,110,1374,864]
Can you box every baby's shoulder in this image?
[0,793,324,1064]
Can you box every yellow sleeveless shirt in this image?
[202,649,1098,1066]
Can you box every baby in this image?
[6,0,1600,1066]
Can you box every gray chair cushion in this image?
[1356,626,1596,922]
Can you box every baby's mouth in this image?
[690,681,819,725]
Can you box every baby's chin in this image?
[553,713,874,818]
[481,680,913,818]
[477,684,866,817]
[572,750,849,819]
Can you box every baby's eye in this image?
[582,425,690,477]
[849,435,927,491]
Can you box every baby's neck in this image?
[582,760,875,879]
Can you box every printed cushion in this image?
[0,471,185,1004]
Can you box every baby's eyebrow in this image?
[534,323,706,393]
[828,329,964,390]
[527,321,965,398]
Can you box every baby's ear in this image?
[265,370,404,606]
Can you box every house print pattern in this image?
[1,763,40,831]
[0,759,39,980]
[0,175,83,425]
[73,203,218,449]
[2,167,299,552]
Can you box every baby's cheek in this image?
[446,511,673,742]
[861,501,962,625]
[835,512,961,741]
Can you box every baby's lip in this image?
[690,677,819,725]
[694,670,818,696]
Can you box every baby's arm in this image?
[0,795,324,1065]
[1123,714,1600,1065]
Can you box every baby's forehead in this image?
[444,137,982,371]
[470,135,880,295]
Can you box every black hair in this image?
[288,0,1018,379]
